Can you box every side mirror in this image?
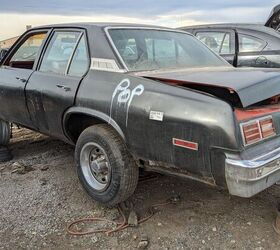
[0,49,8,62]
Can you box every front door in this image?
[25,29,90,140]
[0,31,49,127]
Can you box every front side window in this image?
[40,31,80,75]
[196,32,230,54]
[108,29,228,72]
[238,34,266,52]
[5,32,47,69]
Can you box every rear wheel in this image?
[0,120,10,146]
[75,124,138,206]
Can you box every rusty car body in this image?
[1,23,280,206]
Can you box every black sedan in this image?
[180,24,280,68]
[3,23,280,205]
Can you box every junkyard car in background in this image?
[265,4,280,31]
[2,23,280,206]
[0,48,9,62]
[181,24,280,68]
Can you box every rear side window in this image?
[68,35,89,77]
[238,34,266,52]
[196,32,230,54]
[40,31,80,75]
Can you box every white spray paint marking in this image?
[126,84,144,125]
[109,78,144,126]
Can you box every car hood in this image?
[135,66,280,108]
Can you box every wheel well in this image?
[65,113,105,143]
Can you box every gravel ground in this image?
[1,128,280,249]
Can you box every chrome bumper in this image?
[225,147,280,197]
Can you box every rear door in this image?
[193,29,236,65]
[25,28,90,139]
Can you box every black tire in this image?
[75,124,139,206]
[0,120,10,146]
[0,146,12,162]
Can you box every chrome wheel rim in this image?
[80,142,111,192]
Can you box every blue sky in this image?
[0,0,278,16]
[0,0,279,40]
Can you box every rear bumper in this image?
[225,147,280,197]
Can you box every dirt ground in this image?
[1,128,280,249]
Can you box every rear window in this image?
[108,28,228,72]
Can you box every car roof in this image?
[34,22,171,30]
[180,23,280,36]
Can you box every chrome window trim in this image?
[65,32,83,75]
[104,26,192,72]
[90,57,126,73]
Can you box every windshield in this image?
[108,28,228,71]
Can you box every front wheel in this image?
[75,124,139,206]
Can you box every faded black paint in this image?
[1,23,280,189]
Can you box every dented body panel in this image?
[1,23,280,197]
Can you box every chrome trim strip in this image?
[90,57,126,72]
[252,145,280,161]
[65,32,83,75]
[226,145,280,169]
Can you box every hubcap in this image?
[80,142,111,192]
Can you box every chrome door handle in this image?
[56,84,71,92]
[15,77,27,83]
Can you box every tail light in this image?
[242,121,261,145]
[260,117,275,138]
[241,116,276,146]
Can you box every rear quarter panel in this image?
[75,70,240,178]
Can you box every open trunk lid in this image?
[136,67,280,108]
